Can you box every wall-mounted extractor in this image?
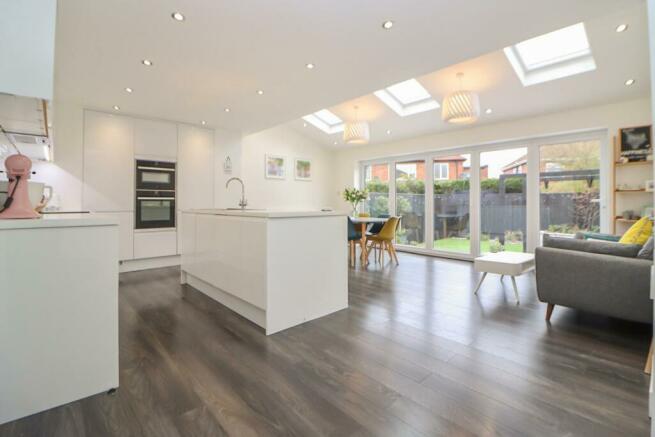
[0,94,52,162]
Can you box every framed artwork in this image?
[265,155,286,179]
[619,125,652,161]
[646,180,654,193]
[295,158,312,181]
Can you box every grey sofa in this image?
[535,234,652,324]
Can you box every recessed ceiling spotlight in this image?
[172,12,185,21]
[386,129,392,135]
[257,90,264,95]
[382,20,394,30]
[303,122,308,127]
[125,87,133,93]
[113,105,120,111]
[615,24,628,33]
[224,107,231,112]
[141,59,153,66]
[625,78,635,86]
[201,120,206,125]
[333,141,338,145]
[305,63,315,69]
[485,108,493,114]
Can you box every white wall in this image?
[333,98,652,210]
[240,125,335,210]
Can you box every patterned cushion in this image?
[619,217,652,245]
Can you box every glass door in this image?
[362,163,390,217]
[433,154,471,253]
[395,160,426,247]
[539,140,601,235]
[480,147,528,253]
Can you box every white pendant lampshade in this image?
[343,121,370,144]
[343,105,370,144]
[442,73,480,124]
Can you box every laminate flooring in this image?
[2,252,651,436]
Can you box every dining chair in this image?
[347,217,362,267]
[366,214,390,236]
[366,216,400,265]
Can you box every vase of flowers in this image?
[342,187,368,216]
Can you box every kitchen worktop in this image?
[0,213,118,230]
[185,208,346,218]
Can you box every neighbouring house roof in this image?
[501,154,527,172]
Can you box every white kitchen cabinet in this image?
[83,111,134,212]
[1,0,56,100]
[102,212,134,261]
[177,124,214,211]
[134,118,178,159]
[134,230,177,259]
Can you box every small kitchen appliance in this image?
[0,154,40,219]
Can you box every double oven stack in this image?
[135,160,176,229]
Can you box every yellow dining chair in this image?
[367,217,400,265]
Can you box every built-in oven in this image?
[135,190,176,229]
[136,160,176,191]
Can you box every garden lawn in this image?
[433,238,524,253]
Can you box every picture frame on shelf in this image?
[265,155,286,179]
[294,158,312,181]
[619,125,652,162]
[646,180,654,193]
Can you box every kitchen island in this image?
[0,213,119,425]
[180,209,348,334]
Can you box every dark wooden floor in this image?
[2,252,651,436]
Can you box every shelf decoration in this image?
[619,125,652,162]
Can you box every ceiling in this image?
[54,0,644,136]
[291,1,651,147]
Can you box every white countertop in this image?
[184,208,346,218]
[0,213,119,230]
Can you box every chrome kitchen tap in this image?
[226,177,248,209]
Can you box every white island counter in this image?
[0,213,119,425]
[180,209,348,334]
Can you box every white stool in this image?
[473,252,535,304]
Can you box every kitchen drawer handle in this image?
[137,197,176,200]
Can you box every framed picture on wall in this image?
[619,125,652,162]
[295,158,312,181]
[265,155,286,179]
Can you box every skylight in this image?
[374,79,440,116]
[504,23,596,86]
[302,109,344,134]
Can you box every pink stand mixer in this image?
[0,154,40,219]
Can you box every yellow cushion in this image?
[619,216,652,245]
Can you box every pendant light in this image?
[442,72,480,124]
[343,106,370,145]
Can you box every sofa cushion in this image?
[542,233,642,258]
[637,237,654,260]
[619,216,652,245]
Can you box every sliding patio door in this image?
[479,147,528,253]
[362,162,390,217]
[433,154,471,254]
[395,160,426,247]
[538,140,601,235]
[359,131,607,259]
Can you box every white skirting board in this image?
[119,255,180,272]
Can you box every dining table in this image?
[349,216,389,264]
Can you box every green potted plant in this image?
[342,187,368,216]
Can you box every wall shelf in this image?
[611,134,653,234]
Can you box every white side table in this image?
[473,252,535,304]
